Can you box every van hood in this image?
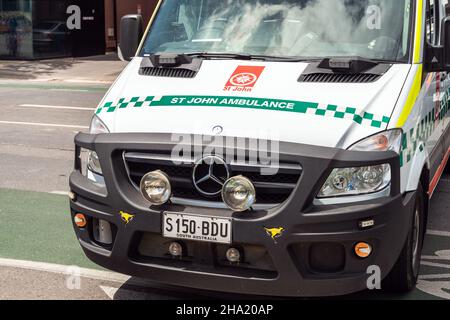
[96,58,411,149]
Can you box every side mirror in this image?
[118,14,143,62]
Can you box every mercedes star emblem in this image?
[192,155,230,197]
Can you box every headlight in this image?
[317,165,391,198]
[87,115,109,175]
[140,170,172,205]
[318,130,401,199]
[222,176,256,212]
[87,150,102,175]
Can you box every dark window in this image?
[427,0,441,46]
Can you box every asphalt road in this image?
[0,82,449,300]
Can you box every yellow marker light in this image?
[74,214,87,228]
[355,242,372,258]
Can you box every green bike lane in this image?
[0,188,99,269]
[1,187,449,300]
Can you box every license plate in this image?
[163,213,232,244]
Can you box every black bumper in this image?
[69,133,415,297]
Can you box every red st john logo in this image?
[224,66,265,92]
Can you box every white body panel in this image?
[99,58,410,149]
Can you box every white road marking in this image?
[99,286,148,300]
[64,79,112,85]
[421,261,450,270]
[427,230,450,238]
[50,89,90,93]
[19,104,95,111]
[417,280,450,300]
[0,120,88,129]
[100,286,120,300]
[422,250,450,261]
[0,258,130,283]
[419,274,450,280]
[422,255,450,261]
[0,258,160,300]
[50,191,69,196]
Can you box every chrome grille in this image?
[124,152,302,209]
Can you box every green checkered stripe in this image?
[97,96,155,113]
[96,95,391,129]
[310,103,390,128]
[400,88,450,167]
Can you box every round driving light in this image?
[74,214,87,228]
[355,242,372,258]
[168,242,183,257]
[226,247,241,263]
[221,176,256,212]
[140,170,172,205]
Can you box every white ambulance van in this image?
[70,0,450,296]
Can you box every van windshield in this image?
[141,0,413,62]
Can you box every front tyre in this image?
[383,184,425,292]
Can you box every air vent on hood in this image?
[139,67,197,78]
[298,73,381,83]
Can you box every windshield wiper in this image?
[144,52,323,67]
[183,52,319,62]
[184,52,255,60]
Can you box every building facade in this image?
[0,0,158,60]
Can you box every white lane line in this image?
[0,258,138,285]
[50,191,69,196]
[19,104,95,111]
[0,259,161,300]
[50,89,90,92]
[64,79,112,85]
[427,230,450,238]
[0,120,88,129]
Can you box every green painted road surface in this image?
[0,188,99,269]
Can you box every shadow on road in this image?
[0,59,78,80]
[0,53,123,81]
